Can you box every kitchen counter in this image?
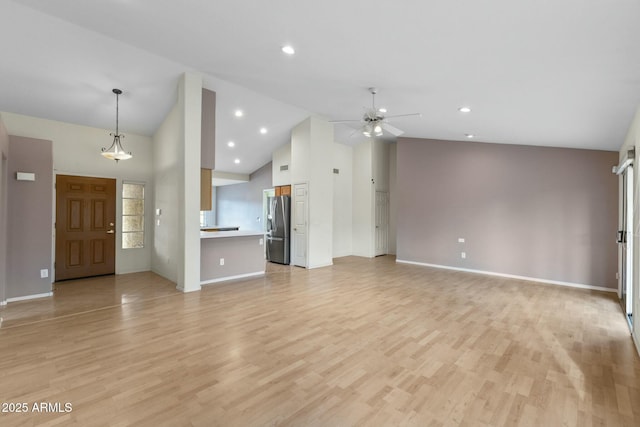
[200,230,264,239]
[200,226,240,232]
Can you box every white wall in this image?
[333,143,353,258]
[389,142,397,255]
[373,139,390,191]
[619,106,640,356]
[291,117,334,268]
[152,104,180,282]
[272,142,291,186]
[1,111,154,276]
[291,119,311,186]
[151,72,203,292]
[308,119,334,268]
[352,140,374,257]
[178,72,203,292]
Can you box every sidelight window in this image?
[122,182,144,249]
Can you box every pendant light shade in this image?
[101,88,132,162]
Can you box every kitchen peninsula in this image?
[200,229,265,285]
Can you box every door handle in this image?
[107,230,115,234]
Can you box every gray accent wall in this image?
[216,162,272,231]
[0,117,9,304]
[396,137,618,289]
[7,136,53,299]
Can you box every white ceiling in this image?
[1,1,639,174]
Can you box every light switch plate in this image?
[17,172,36,181]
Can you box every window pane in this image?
[123,232,144,249]
[123,215,144,232]
[123,183,144,199]
[123,199,144,216]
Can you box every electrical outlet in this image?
[40,269,48,278]
[259,238,263,245]
[220,258,225,266]
[461,252,466,259]
[458,238,465,243]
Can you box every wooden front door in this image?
[55,175,116,281]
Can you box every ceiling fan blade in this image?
[381,122,404,136]
[329,119,363,123]
[384,113,422,120]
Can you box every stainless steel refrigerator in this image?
[266,195,291,264]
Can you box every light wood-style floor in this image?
[0,256,638,426]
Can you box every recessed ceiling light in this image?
[234,110,244,117]
[378,108,387,113]
[465,133,474,139]
[281,45,295,55]
[234,158,240,164]
[259,127,268,134]
[459,107,472,113]
[227,141,235,148]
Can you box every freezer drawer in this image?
[266,236,290,265]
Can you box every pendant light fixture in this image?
[101,88,132,162]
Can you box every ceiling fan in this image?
[330,88,421,138]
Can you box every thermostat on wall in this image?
[16,172,35,181]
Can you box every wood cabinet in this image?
[274,185,291,197]
[201,168,212,211]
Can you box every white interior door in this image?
[622,166,634,330]
[375,191,389,256]
[293,183,308,267]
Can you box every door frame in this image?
[292,182,309,268]
[616,151,635,332]
[375,190,390,256]
[53,173,118,281]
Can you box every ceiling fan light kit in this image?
[101,88,132,162]
[331,87,421,138]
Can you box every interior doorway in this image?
[55,175,116,281]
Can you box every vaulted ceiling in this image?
[1,0,639,174]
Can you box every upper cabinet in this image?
[201,88,216,169]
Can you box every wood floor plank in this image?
[0,256,638,426]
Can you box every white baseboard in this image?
[176,285,202,293]
[0,300,6,306]
[395,259,616,293]
[307,262,333,270]
[201,271,264,286]
[633,332,640,358]
[6,292,54,303]
[116,267,152,275]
